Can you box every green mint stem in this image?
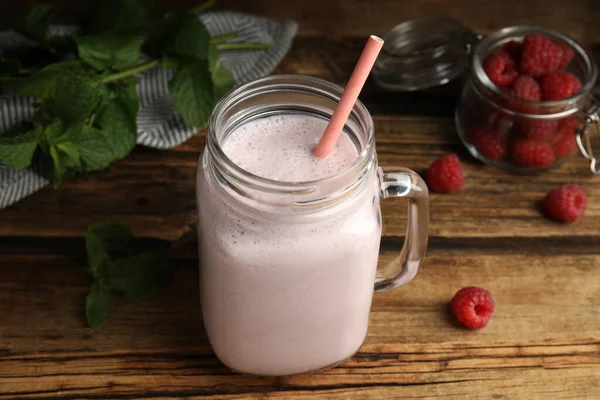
[192,0,215,14]
[210,32,238,44]
[102,60,160,83]
[217,43,269,51]
[88,112,97,127]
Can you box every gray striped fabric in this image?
[0,12,297,209]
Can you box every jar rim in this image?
[472,26,598,111]
[380,16,466,58]
[206,74,375,192]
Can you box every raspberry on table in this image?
[425,154,464,193]
[510,75,541,101]
[557,41,575,69]
[520,33,564,77]
[544,185,587,223]
[512,139,556,168]
[469,126,508,161]
[540,71,582,101]
[517,119,558,140]
[451,287,495,329]
[483,51,519,87]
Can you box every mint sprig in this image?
[84,222,171,327]
[0,0,268,186]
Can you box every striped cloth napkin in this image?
[0,12,297,209]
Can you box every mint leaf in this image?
[87,0,156,36]
[208,43,235,105]
[72,125,115,171]
[48,141,82,185]
[108,252,171,302]
[164,11,210,60]
[34,147,75,185]
[86,281,111,327]
[75,36,143,72]
[39,118,67,145]
[48,145,69,184]
[55,141,82,168]
[145,10,209,60]
[1,63,66,99]
[36,121,82,185]
[169,60,213,127]
[96,79,139,159]
[47,70,104,123]
[0,127,41,168]
[161,55,179,70]
[15,3,55,43]
[86,222,134,269]
[82,221,172,328]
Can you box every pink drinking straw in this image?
[314,35,384,158]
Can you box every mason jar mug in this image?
[196,75,430,376]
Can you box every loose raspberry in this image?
[556,41,575,69]
[552,128,577,159]
[540,71,582,101]
[483,51,519,87]
[512,139,556,168]
[510,75,541,101]
[520,33,564,77]
[469,126,508,161]
[517,119,558,140]
[544,185,587,223]
[425,154,464,193]
[501,40,522,59]
[451,287,495,329]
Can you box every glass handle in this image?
[375,167,429,292]
[577,101,600,174]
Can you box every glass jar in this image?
[374,19,600,174]
[372,17,476,91]
[196,75,429,376]
[455,26,598,173]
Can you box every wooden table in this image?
[2,1,600,398]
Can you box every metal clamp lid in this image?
[577,99,600,174]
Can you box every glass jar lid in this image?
[371,17,478,91]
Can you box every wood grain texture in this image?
[2,249,600,399]
[2,0,600,45]
[3,114,600,240]
[2,0,600,398]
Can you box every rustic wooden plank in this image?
[2,0,599,45]
[2,115,600,240]
[215,0,600,45]
[1,362,599,399]
[1,249,600,398]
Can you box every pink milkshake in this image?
[197,75,429,377]
[197,114,382,376]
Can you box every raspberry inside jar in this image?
[455,26,597,174]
